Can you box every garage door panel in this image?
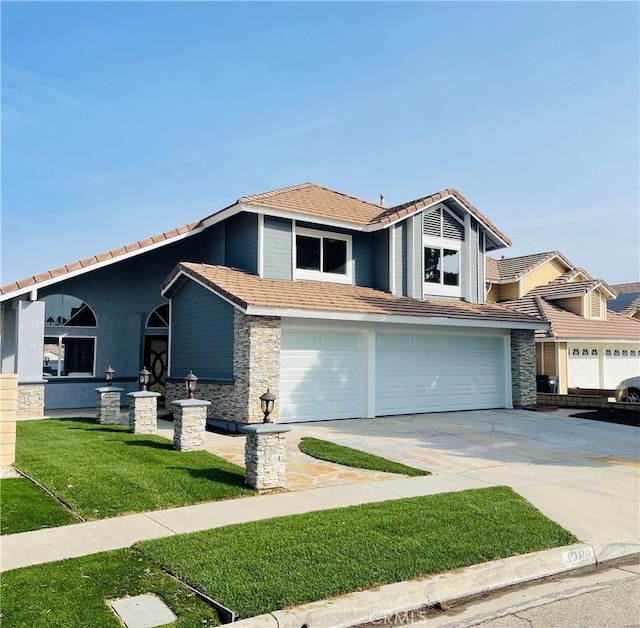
[280,329,364,423]
[376,332,506,415]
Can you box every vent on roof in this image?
[423,207,464,240]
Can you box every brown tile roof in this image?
[373,188,511,246]
[486,251,574,283]
[611,282,640,295]
[240,182,384,226]
[501,295,640,340]
[0,221,201,297]
[527,280,606,300]
[164,263,544,326]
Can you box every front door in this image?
[143,335,168,400]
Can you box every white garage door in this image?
[375,332,507,415]
[603,346,640,389]
[566,346,600,389]
[279,328,364,422]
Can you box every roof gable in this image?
[486,251,574,283]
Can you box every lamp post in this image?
[259,389,276,423]
[184,371,198,399]
[105,365,115,387]
[138,367,151,391]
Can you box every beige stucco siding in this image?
[521,258,567,295]
[496,282,520,301]
[555,296,584,316]
[557,342,568,394]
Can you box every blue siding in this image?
[170,280,234,380]
[372,230,389,292]
[263,217,292,280]
[36,227,225,408]
[353,233,374,287]
[394,223,407,296]
[225,213,258,273]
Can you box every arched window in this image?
[42,295,97,378]
[147,303,170,328]
[43,294,97,327]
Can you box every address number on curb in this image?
[562,546,595,567]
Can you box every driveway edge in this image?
[231,544,640,628]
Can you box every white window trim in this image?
[43,334,97,378]
[422,235,463,298]
[293,226,353,285]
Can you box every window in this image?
[424,247,460,287]
[43,294,97,327]
[44,336,96,377]
[294,227,352,284]
[147,303,170,328]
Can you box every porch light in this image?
[105,365,115,386]
[138,367,151,391]
[184,371,198,399]
[260,389,276,423]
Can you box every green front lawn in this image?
[137,486,576,620]
[15,419,254,521]
[0,549,219,627]
[0,478,77,535]
[299,436,429,476]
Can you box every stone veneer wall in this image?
[510,329,536,407]
[0,375,18,468]
[17,383,45,419]
[166,312,281,425]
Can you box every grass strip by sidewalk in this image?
[15,419,254,521]
[299,436,429,476]
[137,486,576,620]
[0,548,220,627]
[0,478,77,535]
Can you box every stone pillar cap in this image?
[170,399,212,408]
[127,391,161,398]
[96,387,124,393]
[240,423,291,435]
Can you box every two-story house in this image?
[1,183,546,423]
[486,252,640,394]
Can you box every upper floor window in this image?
[294,227,352,284]
[424,247,460,287]
[43,294,97,327]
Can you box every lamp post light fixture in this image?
[138,367,151,391]
[260,389,276,423]
[105,365,115,387]
[184,371,198,399]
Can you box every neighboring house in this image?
[1,182,546,422]
[609,282,640,320]
[486,251,640,393]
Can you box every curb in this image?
[230,544,639,627]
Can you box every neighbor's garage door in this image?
[279,328,364,422]
[602,346,640,389]
[375,332,507,415]
[566,346,600,389]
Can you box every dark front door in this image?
[143,335,168,400]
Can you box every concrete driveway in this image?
[291,408,640,560]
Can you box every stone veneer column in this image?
[234,312,281,424]
[95,387,123,425]
[17,382,46,419]
[240,423,291,491]
[0,374,18,469]
[171,399,212,452]
[127,391,160,434]
[511,329,537,407]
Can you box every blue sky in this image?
[2,1,638,285]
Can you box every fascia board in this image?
[244,305,548,330]
[1,227,205,303]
